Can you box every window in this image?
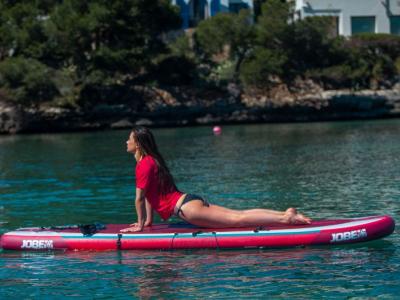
[351,16,375,35]
[390,16,400,35]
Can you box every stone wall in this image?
[1,84,400,134]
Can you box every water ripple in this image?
[1,121,400,298]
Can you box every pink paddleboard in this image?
[0,215,395,251]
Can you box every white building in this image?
[294,0,400,36]
[171,0,253,29]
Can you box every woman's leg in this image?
[241,208,285,216]
[179,201,311,228]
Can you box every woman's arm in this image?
[120,188,146,232]
[135,187,146,229]
[144,198,153,227]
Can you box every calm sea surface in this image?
[0,120,399,299]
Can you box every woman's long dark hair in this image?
[131,126,178,194]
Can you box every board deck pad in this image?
[0,215,395,251]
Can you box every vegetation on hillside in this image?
[0,0,181,106]
[194,0,400,91]
[0,0,399,108]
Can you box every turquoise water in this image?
[0,120,399,298]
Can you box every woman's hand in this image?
[120,219,152,232]
[127,221,152,227]
[120,223,143,232]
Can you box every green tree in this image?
[195,9,255,81]
[148,34,198,86]
[345,34,400,88]
[253,0,267,19]
[240,47,287,88]
[237,0,289,88]
[48,0,181,81]
[256,0,290,49]
[0,57,59,104]
[0,0,182,106]
[0,1,13,61]
[0,1,66,65]
[282,17,347,74]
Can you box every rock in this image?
[2,81,400,134]
[135,118,153,126]
[227,83,241,99]
[0,101,24,133]
[229,110,250,122]
[196,114,222,124]
[111,119,134,129]
[392,82,400,91]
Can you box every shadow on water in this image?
[0,236,398,298]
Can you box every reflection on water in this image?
[0,241,397,298]
[1,120,400,298]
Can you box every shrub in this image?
[211,60,236,85]
[306,65,363,89]
[282,17,347,74]
[348,33,400,60]
[150,55,197,86]
[342,34,400,88]
[256,0,290,48]
[195,10,255,80]
[0,57,59,104]
[395,57,400,75]
[240,48,287,88]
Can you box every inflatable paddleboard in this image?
[0,215,395,251]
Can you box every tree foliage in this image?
[195,9,255,81]
[0,0,399,107]
[48,0,181,79]
[256,0,290,49]
[0,57,59,104]
[240,1,400,89]
[240,47,287,87]
[0,0,181,105]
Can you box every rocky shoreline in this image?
[1,84,400,134]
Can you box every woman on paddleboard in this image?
[121,126,311,232]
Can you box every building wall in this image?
[295,0,400,36]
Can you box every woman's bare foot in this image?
[286,208,297,215]
[284,208,312,225]
[296,213,312,224]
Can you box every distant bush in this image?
[0,0,183,107]
[2,0,400,109]
[305,34,400,89]
[306,65,359,89]
[195,10,255,81]
[210,60,236,85]
[240,11,348,88]
[150,55,197,86]
[168,35,196,60]
[307,34,400,89]
[349,33,400,60]
[0,57,59,104]
[395,57,400,75]
[76,70,118,107]
[256,0,290,49]
[346,34,400,87]
[281,17,348,75]
[240,48,287,88]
